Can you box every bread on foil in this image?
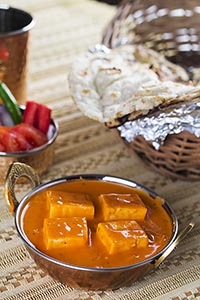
[68,44,200,127]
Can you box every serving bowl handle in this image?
[4,162,40,213]
[154,222,195,268]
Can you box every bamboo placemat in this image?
[0,1,200,299]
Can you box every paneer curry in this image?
[22,179,173,268]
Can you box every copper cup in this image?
[0,4,35,104]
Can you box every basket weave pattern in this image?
[123,131,200,180]
[103,0,200,180]
[102,0,200,67]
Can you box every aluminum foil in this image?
[118,100,200,150]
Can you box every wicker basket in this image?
[102,0,200,180]
[102,0,200,70]
[119,131,200,181]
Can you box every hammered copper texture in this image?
[0,33,29,104]
[30,248,153,291]
[0,118,57,184]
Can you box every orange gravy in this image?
[21,179,173,268]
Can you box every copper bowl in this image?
[4,162,194,291]
[0,106,58,183]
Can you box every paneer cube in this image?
[43,217,88,250]
[96,220,148,255]
[46,190,94,220]
[98,193,147,221]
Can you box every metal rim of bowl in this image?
[15,174,179,273]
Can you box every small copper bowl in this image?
[4,162,194,291]
[0,107,58,183]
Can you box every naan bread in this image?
[133,45,189,82]
[68,44,199,127]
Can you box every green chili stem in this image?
[0,82,22,124]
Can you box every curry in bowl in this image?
[21,177,173,269]
[5,164,179,290]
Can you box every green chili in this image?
[0,82,22,124]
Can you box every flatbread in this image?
[68,44,199,127]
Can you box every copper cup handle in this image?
[154,222,195,268]
[4,162,40,213]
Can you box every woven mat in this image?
[0,1,200,299]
